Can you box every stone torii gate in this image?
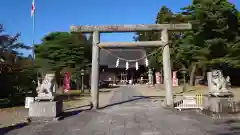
[70,23,192,109]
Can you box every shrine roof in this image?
[100,49,147,68]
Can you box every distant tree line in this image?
[0,24,36,106]
[134,0,240,85]
[2,0,240,106]
[0,25,92,106]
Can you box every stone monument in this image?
[29,73,63,118]
[208,69,233,97]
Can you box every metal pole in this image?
[90,31,100,109]
[207,72,212,93]
[32,7,35,59]
[81,75,84,90]
[162,29,173,107]
[32,4,39,94]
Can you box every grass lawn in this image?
[0,88,115,128]
[178,85,240,97]
[0,88,113,110]
[0,89,90,109]
[174,85,209,95]
[173,85,240,103]
[138,84,240,103]
[58,90,91,110]
[147,85,208,97]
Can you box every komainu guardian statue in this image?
[35,73,57,101]
[210,70,232,97]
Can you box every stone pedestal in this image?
[207,97,232,113]
[209,91,233,97]
[29,101,63,118]
[207,98,221,113]
[35,96,55,101]
[203,97,238,113]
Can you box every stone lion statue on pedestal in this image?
[35,73,57,101]
[210,70,232,97]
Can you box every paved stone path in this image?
[3,85,240,135]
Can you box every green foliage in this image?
[35,32,92,88]
[181,0,238,67]
[3,0,240,102]
[134,6,182,70]
[133,0,240,85]
[134,0,240,70]
[35,32,91,72]
[0,24,35,105]
[0,24,31,56]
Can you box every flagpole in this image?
[32,0,36,59]
[31,0,39,85]
[32,13,35,59]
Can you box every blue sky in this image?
[0,0,239,56]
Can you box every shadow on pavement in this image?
[106,86,120,89]
[61,104,92,120]
[99,86,120,92]
[99,96,156,109]
[0,122,28,135]
[223,119,240,135]
[214,119,240,135]
[99,85,120,89]
[0,105,92,134]
[132,96,165,99]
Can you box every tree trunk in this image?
[189,63,197,86]
[54,70,62,90]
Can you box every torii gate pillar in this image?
[162,29,173,107]
[91,31,100,109]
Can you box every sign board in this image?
[64,72,71,92]
[173,79,178,87]
[172,71,178,86]
[155,72,161,84]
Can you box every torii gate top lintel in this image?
[70,23,192,33]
